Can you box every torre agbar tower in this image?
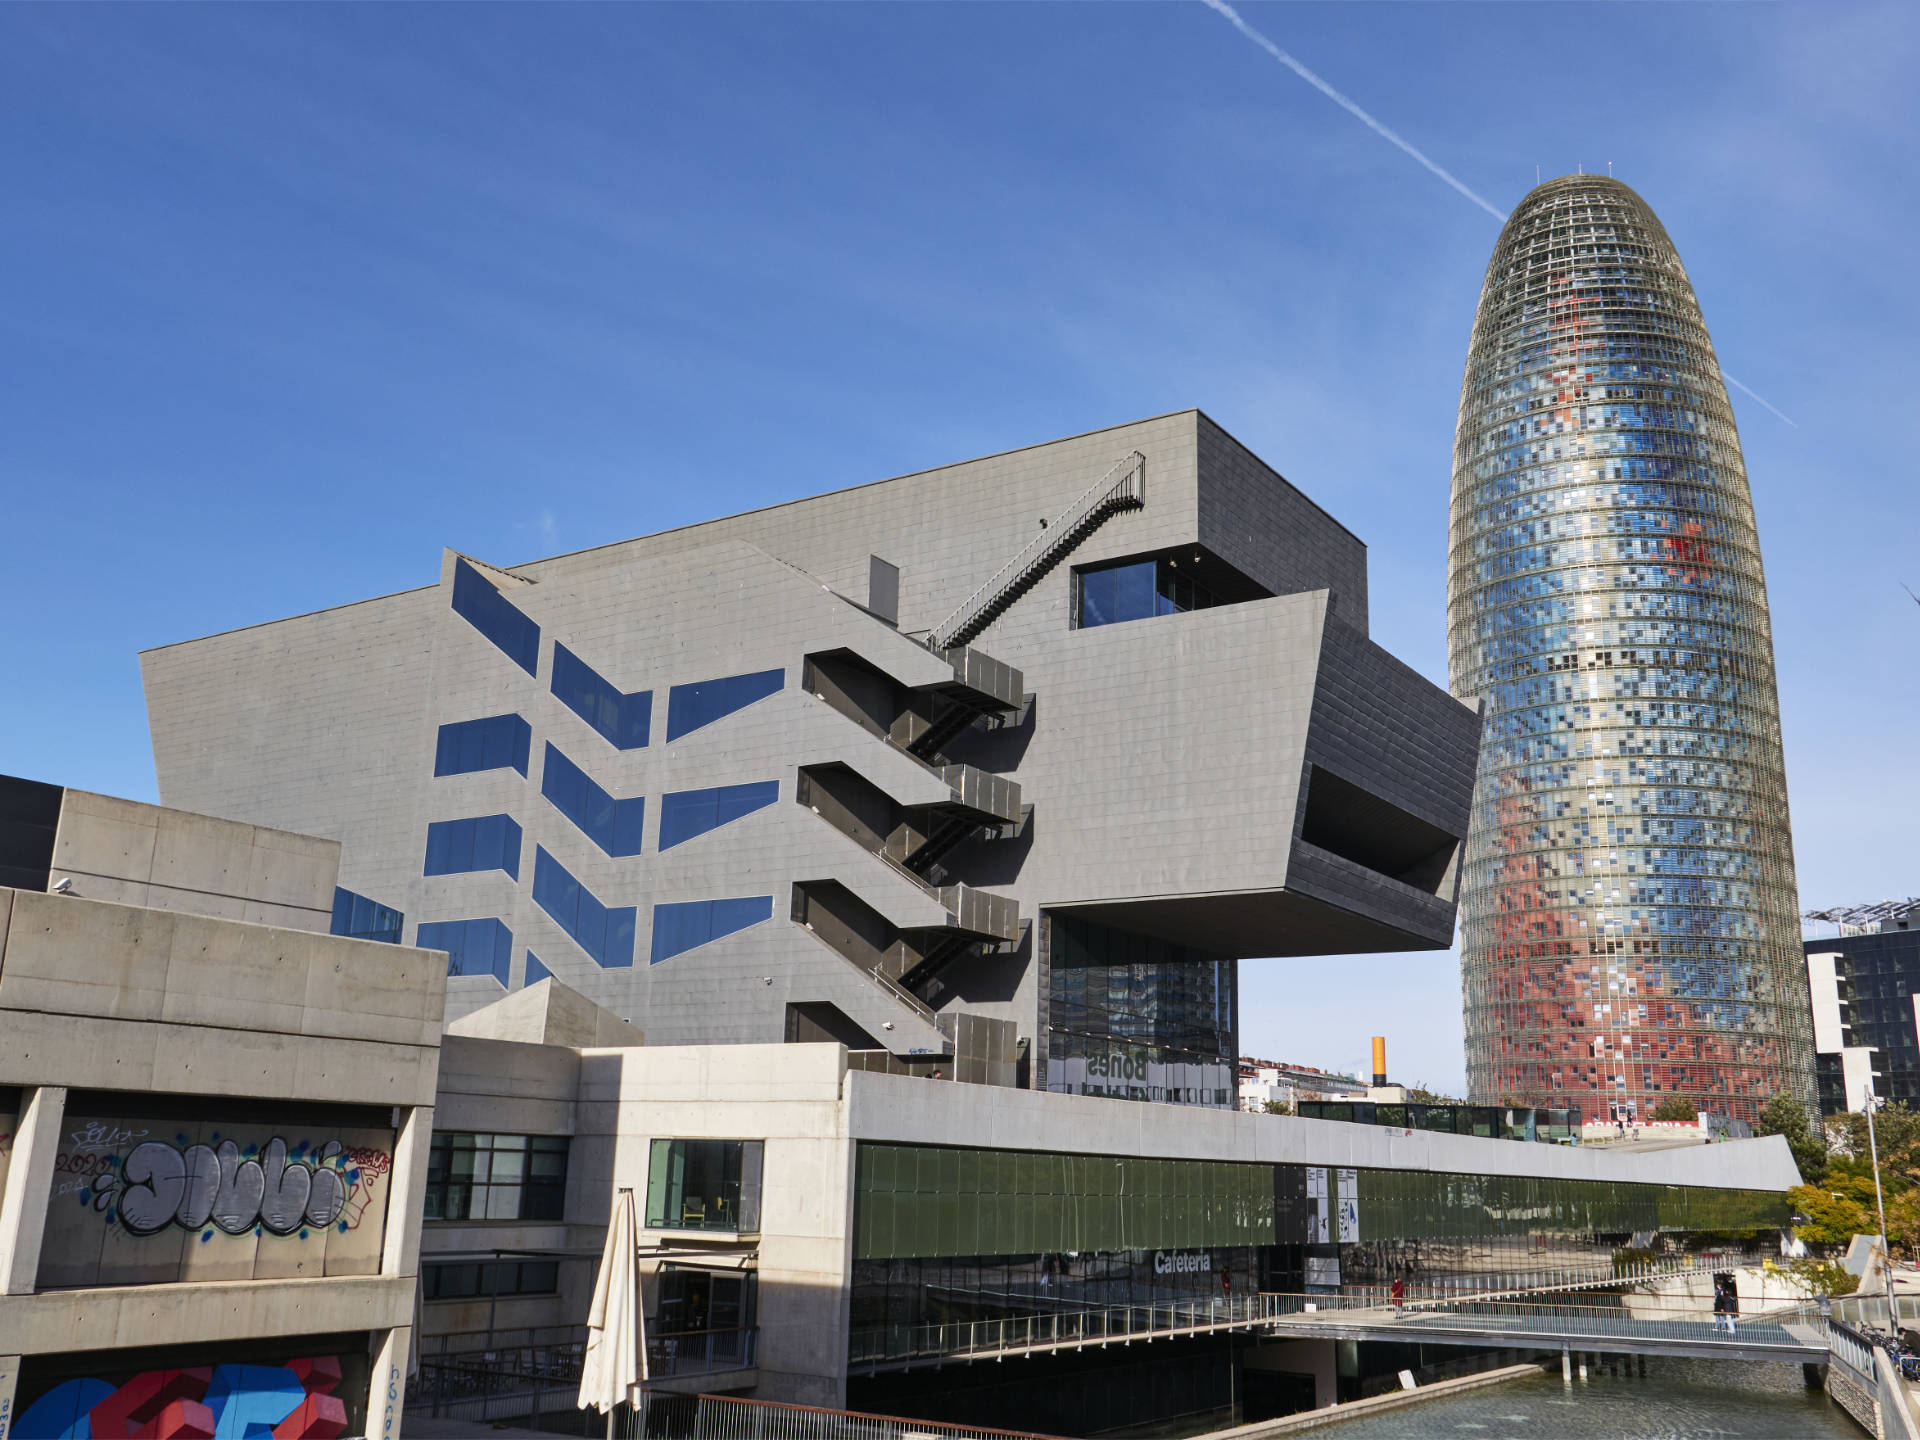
[1447,174,1816,1124]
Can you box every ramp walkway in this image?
[1263,1296,1831,1365]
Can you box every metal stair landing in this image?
[929,451,1145,650]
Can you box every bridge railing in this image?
[850,1292,1289,1370]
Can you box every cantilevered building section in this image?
[144,411,1480,1105]
[1447,176,1816,1123]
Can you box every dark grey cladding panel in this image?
[1052,883,1452,960]
[1282,842,1459,950]
[1194,412,1370,633]
[1302,616,1482,842]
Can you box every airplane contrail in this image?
[1722,373,1799,429]
[1198,0,1508,223]
[1200,0,1801,430]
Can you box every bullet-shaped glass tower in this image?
[1447,175,1815,1123]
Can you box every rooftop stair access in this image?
[928,450,1146,651]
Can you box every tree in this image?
[1407,1083,1463,1104]
[1786,1255,1860,1298]
[1788,1182,1873,1248]
[1649,1095,1697,1122]
[1756,1092,1828,1183]
[1261,1098,1295,1117]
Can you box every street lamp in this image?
[1864,1090,1897,1336]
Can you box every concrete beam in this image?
[0,1273,414,1357]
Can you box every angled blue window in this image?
[525,951,551,986]
[330,887,403,944]
[532,847,636,969]
[424,814,523,879]
[552,644,652,750]
[665,669,784,742]
[435,713,533,778]
[451,558,540,675]
[417,917,513,985]
[650,895,774,964]
[540,744,646,857]
[658,781,780,851]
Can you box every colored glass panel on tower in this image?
[424,814,522,878]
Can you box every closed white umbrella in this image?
[578,1187,647,1431]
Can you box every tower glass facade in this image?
[1447,175,1815,1123]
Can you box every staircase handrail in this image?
[930,451,1145,649]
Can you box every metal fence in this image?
[851,1292,1288,1370]
[848,1266,1778,1372]
[410,1327,759,1427]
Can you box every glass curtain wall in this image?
[1446,175,1816,1123]
[1046,915,1237,1108]
[849,1141,1790,1336]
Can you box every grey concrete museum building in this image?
[0,413,1808,1436]
[140,411,1483,1102]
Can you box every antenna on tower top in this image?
[1609,161,1614,177]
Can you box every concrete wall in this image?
[50,788,340,932]
[0,883,445,1439]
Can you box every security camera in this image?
[51,877,73,894]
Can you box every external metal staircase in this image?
[928,451,1146,650]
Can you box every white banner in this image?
[1337,1167,1360,1242]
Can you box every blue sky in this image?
[3,3,1914,1093]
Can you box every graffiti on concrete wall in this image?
[39,1116,395,1290]
[102,1138,352,1237]
[14,1355,355,1439]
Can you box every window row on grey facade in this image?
[426,752,778,861]
[451,557,783,744]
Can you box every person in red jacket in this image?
[1390,1277,1406,1316]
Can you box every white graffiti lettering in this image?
[112,1138,351,1236]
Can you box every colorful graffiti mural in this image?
[13,1356,349,1439]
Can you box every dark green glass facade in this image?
[852,1141,1788,1264]
[854,1143,1273,1261]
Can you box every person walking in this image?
[1391,1276,1406,1317]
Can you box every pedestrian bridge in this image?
[1265,1296,1831,1366]
[848,1285,1832,1375]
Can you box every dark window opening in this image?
[424,1132,569,1222]
[1298,766,1460,894]
[0,773,62,892]
[786,1000,882,1050]
[1075,558,1218,629]
[424,1259,561,1300]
